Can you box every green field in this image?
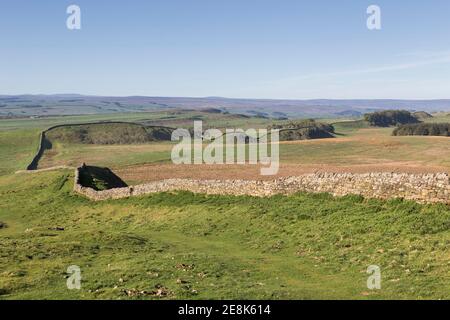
[1,111,450,300]
[0,170,449,300]
[31,117,450,178]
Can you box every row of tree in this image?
[393,123,450,136]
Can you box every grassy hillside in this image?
[0,170,449,300]
[1,112,450,300]
[0,129,40,175]
[22,122,450,175]
[0,110,278,131]
[46,123,173,145]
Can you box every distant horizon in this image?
[2,93,450,102]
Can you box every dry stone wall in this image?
[26,122,174,171]
[74,166,450,204]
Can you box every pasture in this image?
[0,110,449,300]
[0,170,449,300]
[12,112,450,184]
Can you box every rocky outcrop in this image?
[73,166,450,204]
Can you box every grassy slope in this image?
[0,170,449,300]
[281,125,450,168]
[34,126,450,174]
[0,129,40,175]
[13,112,444,175]
[0,111,276,172]
[1,114,450,300]
[0,111,275,131]
[0,113,172,131]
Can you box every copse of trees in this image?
[269,119,335,141]
[364,110,421,127]
[393,123,450,137]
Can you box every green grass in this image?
[0,111,276,132]
[0,111,276,172]
[0,170,449,300]
[0,113,155,131]
[332,120,370,134]
[38,142,174,170]
[0,129,40,175]
[1,114,450,300]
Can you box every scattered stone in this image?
[176,263,195,271]
[123,285,171,297]
[147,271,159,278]
[154,285,170,297]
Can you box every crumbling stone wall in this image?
[74,166,450,204]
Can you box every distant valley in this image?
[2,94,450,119]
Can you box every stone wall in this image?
[26,122,174,171]
[73,166,450,204]
[26,131,47,170]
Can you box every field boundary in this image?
[25,121,175,170]
[73,165,450,204]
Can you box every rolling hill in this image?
[2,95,450,119]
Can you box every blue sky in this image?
[1,0,450,99]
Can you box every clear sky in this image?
[1,0,450,99]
